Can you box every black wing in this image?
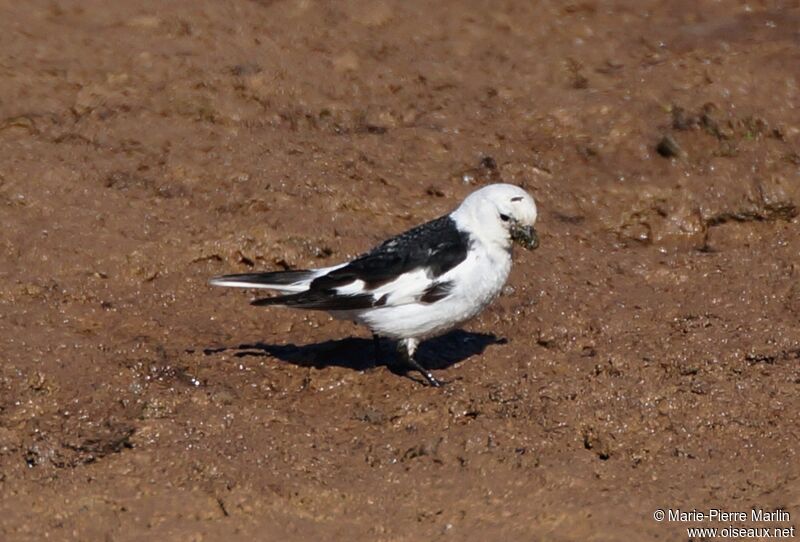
[311,215,471,290]
[250,215,470,311]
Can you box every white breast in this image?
[356,242,512,340]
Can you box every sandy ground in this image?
[1,1,799,540]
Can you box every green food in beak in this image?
[510,224,539,250]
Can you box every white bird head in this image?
[452,183,539,250]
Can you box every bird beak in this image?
[510,223,539,250]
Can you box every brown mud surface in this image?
[1,1,799,540]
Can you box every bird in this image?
[210,183,539,387]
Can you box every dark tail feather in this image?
[251,291,376,311]
[250,294,294,306]
[209,269,313,288]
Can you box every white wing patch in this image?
[320,268,440,308]
[367,268,436,307]
[333,279,367,295]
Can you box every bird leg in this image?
[397,338,442,387]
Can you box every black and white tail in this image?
[209,263,377,311]
[209,269,316,293]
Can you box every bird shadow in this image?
[202,330,506,373]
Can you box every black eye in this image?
[499,213,511,222]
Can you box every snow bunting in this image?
[210,183,538,386]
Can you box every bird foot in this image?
[388,364,446,387]
[395,341,445,388]
[403,356,447,388]
[420,370,443,387]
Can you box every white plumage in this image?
[211,183,539,386]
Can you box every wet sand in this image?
[1,1,798,540]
